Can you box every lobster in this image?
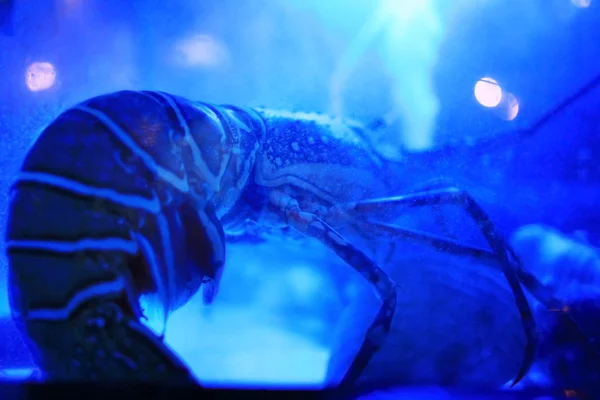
[5,90,537,386]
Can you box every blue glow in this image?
[294,0,445,151]
[1,0,600,394]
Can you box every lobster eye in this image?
[178,200,226,305]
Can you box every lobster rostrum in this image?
[6,90,536,385]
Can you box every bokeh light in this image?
[173,34,229,68]
[504,92,520,121]
[474,77,502,108]
[25,62,57,92]
[571,0,591,8]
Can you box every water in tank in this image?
[0,0,599,399]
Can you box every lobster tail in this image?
[4,90,240,382]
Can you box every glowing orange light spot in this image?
[571,0,591,8]
[474,77,502,108]
[25,62,57,92]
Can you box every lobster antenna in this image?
[371,72,600,156]
[456,72,600,156]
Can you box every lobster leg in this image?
[268,190,398,387]
[350,218,593,345]
[404,179,459,239]
[355,220,500,263]
[353,218,566,313]
[338,186,537,386]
